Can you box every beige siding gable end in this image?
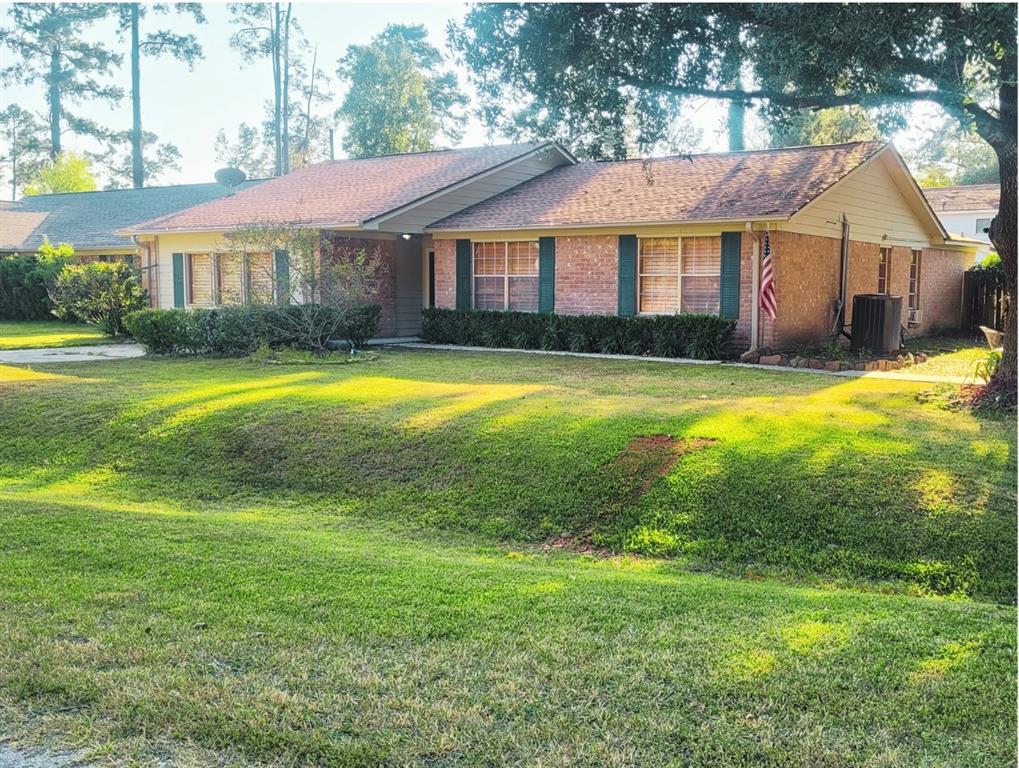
[787,147,946,248]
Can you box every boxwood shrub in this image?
[124,303,381,356]
[420,308,734,360]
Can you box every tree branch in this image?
[613,72,947,110]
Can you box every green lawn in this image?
[0,320,112,349]
[0,350,1014,766]
[906,332,992,379]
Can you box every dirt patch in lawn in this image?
[615,435,717,493]
[544,435,717,557]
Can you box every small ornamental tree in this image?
[223,223,386,352]
[49,261,148,335]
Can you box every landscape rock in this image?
[809,358,825,370]
[824,361,842,372]
[758,354,782,366]
[739,349,762,363]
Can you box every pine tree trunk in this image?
[130,3,144,189]
[48,46,61,157]
[272,3,283,177]
[281,3,291,175]
[988,141,1016,399]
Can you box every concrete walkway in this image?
[389,342,970,385]
[0,343,145,365]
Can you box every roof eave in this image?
[425,214,790,234]
[119,222,362,237]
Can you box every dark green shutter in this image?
[617,235,637,316]
[719,232,741,319]
[171,252,184,308]
[455,239,471,310]
[538,236,555,313]
[274,249,290,304]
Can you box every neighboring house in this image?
[923,183,999,258]
[121,141,980,350]
[0,181,264,301]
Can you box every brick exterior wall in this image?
[732,234,755,349]
[553,235,618,315]
[434,238,457,309]
[432,231,968,349]
[913,247,970,332]
[322,234,398,337]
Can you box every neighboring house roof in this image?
[0,209,49,250]
[1,181,266,252]
[429,141,887,230]
[126,143,568,234]
[922,184,999,213]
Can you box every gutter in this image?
[426,214,789,236]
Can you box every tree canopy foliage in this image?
[0,3,122,157]
[767,107,881,149]
[336,24,467,159]
[23,151,97,195]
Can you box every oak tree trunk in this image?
[988,141,1016,398]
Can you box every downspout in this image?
[834,213,850,338]
[746,222,760,350]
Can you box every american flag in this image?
[760,232,777,321]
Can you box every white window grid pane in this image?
[473,241,539,311]
[638,236,722,315]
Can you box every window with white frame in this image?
[637,236,721,315]
[473,241,539,311]
[877,246,891,294]
[909,249,921,310]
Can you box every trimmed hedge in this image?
[420,308,734,360]
[124,304,381,356]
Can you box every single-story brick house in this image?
[121,140,980,350]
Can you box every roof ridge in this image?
[323,141,543,165]
[20,180,269,199]
[591,140,886,165]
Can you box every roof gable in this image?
[429,142,886,231]
[127,143,571,234]
[789,145,948,244]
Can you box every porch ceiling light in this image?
[401,233,412,240]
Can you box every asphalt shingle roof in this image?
[922,184,999,213]
[127,143,548,233]
[1,181,265,251]
[430,141,887,230]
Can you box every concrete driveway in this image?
[0,343,145,365]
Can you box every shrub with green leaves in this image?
[0,241,72,321]
[49,261,148,336]
[339,304,382,351]
[420,308,734,360]
[125,303,382,356]
[123,309,195,354]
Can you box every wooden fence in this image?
[962,269,1007,331]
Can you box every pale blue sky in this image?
[1,1,939,190]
